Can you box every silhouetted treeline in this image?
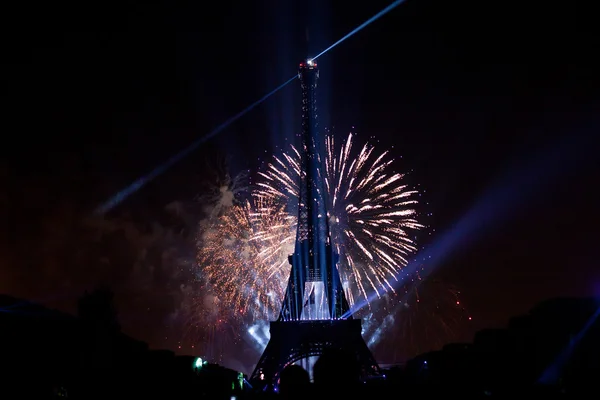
[0,288,243,399]
[397,297,600,397]
[1,293,599,398]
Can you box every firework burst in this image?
[194,132,432,363]
[254,132,424,308]
[196,197,294,326]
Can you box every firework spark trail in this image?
[254,132,424,307]
[196,197,295,325]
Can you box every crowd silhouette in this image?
[279,365,310,400]
[1,291,599,398]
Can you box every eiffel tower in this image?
[250,59,380,389]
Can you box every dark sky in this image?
[2,0,600,360]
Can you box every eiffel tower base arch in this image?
[250,319,380,390]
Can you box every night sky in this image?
[2,0,599,368]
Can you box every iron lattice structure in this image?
[250,60,380,389]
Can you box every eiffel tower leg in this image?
[250,339,280,390]
[250,320,380,391]
[355,333,381,375]
[292,258,306,320]
[324,250,349,319]
[279,262,307,321]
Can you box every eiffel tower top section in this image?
[277,60,350,321]
[295,59,327,251]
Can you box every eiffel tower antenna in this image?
[250,59,380,390]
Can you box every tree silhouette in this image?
[78,285,121,333]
